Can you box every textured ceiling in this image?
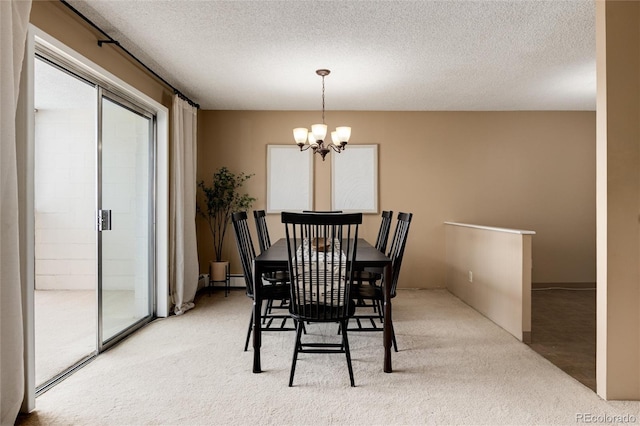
[65,0,595,111]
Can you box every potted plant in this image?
[198,166,255,282]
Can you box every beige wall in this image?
[596,0,640,400]
[198,110,595,288]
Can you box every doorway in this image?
[33,53,155,393]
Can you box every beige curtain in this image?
[169,95,199,315]
[1,0,32,424]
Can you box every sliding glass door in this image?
[33,52,157,392]
[33,56,98,389]
[98,92,155,346]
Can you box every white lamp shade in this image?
[336,126,351,142]
[293,128,308,144]
[331,131,340,146]
[311,124,327,141]
[308,133,318,147]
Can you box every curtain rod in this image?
[59,0,200,109]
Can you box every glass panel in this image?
[100,96,152,342]
[33,57,98,387]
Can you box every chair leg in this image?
[391,321,398,353]
[293,320,304,351]
[341,320,355,387]
[289,322,304,387]
[244,309,254,352]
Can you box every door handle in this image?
[98,209,112,231]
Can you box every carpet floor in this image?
[17,289,638,426]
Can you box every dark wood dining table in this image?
[252,237,394,373]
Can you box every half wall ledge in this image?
[443,222,536,235]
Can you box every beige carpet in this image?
[34,289,144,387]
[34,290,95,387]
[18,289,638,426]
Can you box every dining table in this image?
[252,237,394,373]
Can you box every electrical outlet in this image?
[468,271,473,283]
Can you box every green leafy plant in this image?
[198,167,255,262]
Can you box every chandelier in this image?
[293,69,351,161]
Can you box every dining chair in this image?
[351,210,394,319]
[232,211,294,351]
[282,211,362,387]
[374,210,394,254]
[348,212,413,352]
[253,209,272,253]
[253,209,290,319]
[353,210,393,277]
[302,210,343,214]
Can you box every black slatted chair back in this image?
[232,211,256,298]
[374,210,393,253]
[253,210,271,253]
[282,212,362,322]
[387,212,413,298]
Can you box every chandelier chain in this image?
[321,75,325,124]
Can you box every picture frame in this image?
[331,144,378,213]
[266,145,314,213]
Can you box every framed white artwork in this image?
[266,145,314,213]
[331,144,378,213]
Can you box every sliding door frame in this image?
[22,24,169,412]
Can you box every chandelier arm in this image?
[298,144,312,152]
[329,144,342,153]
